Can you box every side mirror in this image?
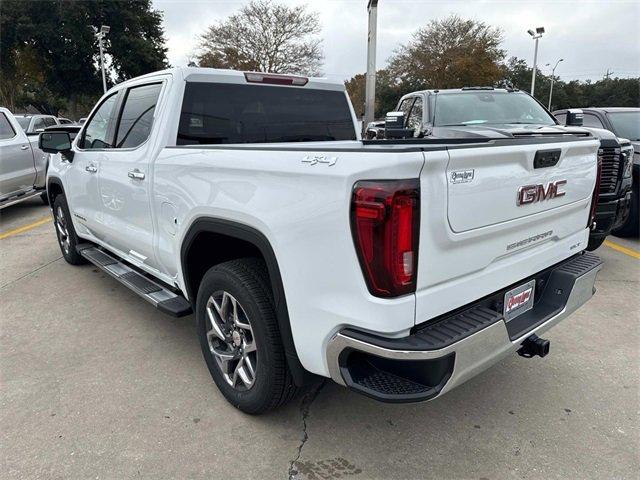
[565,109,584,127]
[39,131,74,161]
[384,111,414,139]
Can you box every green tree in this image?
[196,0,323,75]
[500,56,554,107]
[501,57,640,110]
[388,15,505,91]
[0,0,168,117]
[345,70,402,119]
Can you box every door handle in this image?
[128,169,145,180]
[85,164,98,173]
[20,145,29,150]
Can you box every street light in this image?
[546,58,563,110]
[96,25,110,94]
[527,26,545,97]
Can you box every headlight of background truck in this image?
[621,146,634,178]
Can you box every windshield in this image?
[431,91,556,127]
[16,117,31,130]
[606,112,640,141]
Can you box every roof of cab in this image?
[115,66,345,92]
[402,87,521,97]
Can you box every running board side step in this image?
[0,188,44,209]
[77,245,192,317]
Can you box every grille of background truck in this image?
[598,147,620,194]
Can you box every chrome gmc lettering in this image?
[517,180,567,206]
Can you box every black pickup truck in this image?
[364,88,635,249]
[554,108,638,239]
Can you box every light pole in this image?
[96,25,110,94]
[364,0,379,133]
[527,26,545,97]
[546,58,563,110]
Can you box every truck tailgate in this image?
[415,137,599,324]
[447,141,597,232]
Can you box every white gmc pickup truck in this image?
[41,67,603,413]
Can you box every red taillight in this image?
[351,179,420,297]
[243,72,308,86]
[589,154,603,228]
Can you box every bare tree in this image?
[196,1,323,76]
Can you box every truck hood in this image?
[430,123,592,139]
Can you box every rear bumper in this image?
[326,252,602,403]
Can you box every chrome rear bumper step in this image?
[77,245,192,317]
[326,252,603,403]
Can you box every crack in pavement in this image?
[0,256,63,291]
[288,379,326,480]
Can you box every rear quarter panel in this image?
[152,145,424,375]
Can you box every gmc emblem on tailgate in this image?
[517,180,567,206]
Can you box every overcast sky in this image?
[153,0,640,82]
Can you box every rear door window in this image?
[0,113,17,140]
[0,113,16,140]
[115,83,162,148]
[43,117,57,127]
[177,83,356,145]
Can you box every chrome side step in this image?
[0,188,43,209]
[77,245,192,317]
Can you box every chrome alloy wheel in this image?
[55,206,70,255]
[205,291,257,390]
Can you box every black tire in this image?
[52,194,86,265]
[40,191,49,205]
[612,188,639,238]
[196,258,298,414]
[586,235,606,251]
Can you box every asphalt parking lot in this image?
[1,198,638,480]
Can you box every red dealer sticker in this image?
[503,280,536,322]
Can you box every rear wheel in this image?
[196,258,298,414]
[40,191,49,205]
[52,194,86,265]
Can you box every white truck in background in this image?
[41,67,602,413]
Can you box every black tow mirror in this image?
[565,109,584,127]
[39,131,74,161]
[384,111,414,139]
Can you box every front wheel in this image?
[196,258,298,414]
[612,188,639,238]
[52,194,86,265]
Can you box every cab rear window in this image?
[177,82,356,145]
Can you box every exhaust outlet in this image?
[517,334,550,358]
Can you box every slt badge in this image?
[302,155,337,166]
